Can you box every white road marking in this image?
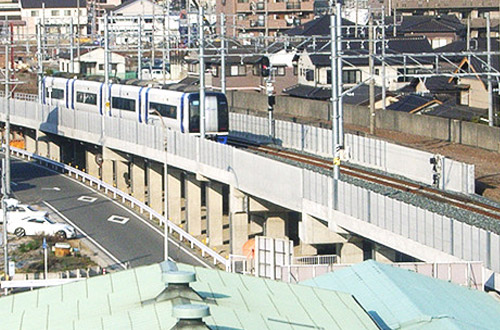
[26,160,209,267]
[11,182,18,186]
[77,196,97,203]
[42,187,61,191]
[107,215,130,225]
[42,201,128,270]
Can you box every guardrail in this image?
[9,146,230,270]
[293,254,338,265]
[0,91,39,102]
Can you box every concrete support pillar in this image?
[148,161,164,215]
[102,159,114,186]
[131,157,146,203]
[230,186,248,255]
[167,168,182,225]
[340,239,364,264]
[48,139,60,162]
[265,212,288,240]
[116,160,129,193]
[374,245,396,263]
[206,181,223,247]
[85,149,100,179]
[36,130,49,158]
[185,173,202,236]
[25,130,36,154]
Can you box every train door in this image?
[205,95,218,133]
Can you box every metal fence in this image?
[230,113,475,194]
[280,261,484,289]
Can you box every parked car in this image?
[7,216,76,239]
[0,199,48,224]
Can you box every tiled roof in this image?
[386,15,465,34]
[387,94,439,112]
[301,260,500,330]
[285,14,356,37]
[0,262,378,329]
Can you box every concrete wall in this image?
[227,90,500,152]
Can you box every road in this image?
[6,157,211,270]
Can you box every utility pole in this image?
[138,16,142,80]
[199,6,206,139]
[70,19,74,74]
[77,0,80,74]
[486,13,494,126]
[336,2,343,146]
[104,13,110,134]
[220,13,226,94]
[2,39,12,285]
[162,1,167,82]
[381,7,387,110]
[330,1,340,211]
[369,15,376,135]
[37,21,43,103]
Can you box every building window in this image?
[305,69,314,82]
[293,66,298,75]
[212,66,219,77]
[342,70,361,84]
[99,64,104,70]
[31,11,38,17]
[230,65,246,76]
[65,10,72,16]
[397,68,418,82]
[276,66,286,76]
[51,10,59,16]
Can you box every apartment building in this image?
[387,0,500,37]
[216,0,317,37]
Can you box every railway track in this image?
[229,138,500,221]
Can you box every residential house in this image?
[19,0,87,37]
[385,15,466,49]
[387,0,500,38]
[185,40,297,94]
[284,37,434,104]
[58,47,128,79]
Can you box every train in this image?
[41,77,229,140]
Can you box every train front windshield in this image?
[188,93,229,133]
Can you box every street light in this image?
[149,110,169,261]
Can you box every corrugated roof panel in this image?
[301,260,500,329]
[47,300,79,329]
[0,262,379,330]
[74,316,104,330]
[36,284,63,308]
[86,274,114,299]
[128,303,171,329]
[61,279,88,302]
[134,264,163,300]
[9,287,39,314]
[77,293,111,319]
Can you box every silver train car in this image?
[41,77,229,139]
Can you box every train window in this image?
[112,97,136,112]
[217,94,229,132]
[76,91,97,105]
[149,102,177,119]
[189,98,200,133]
[51,88,64,99]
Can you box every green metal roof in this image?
[0,262,378,329]
[301,260,500,330]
